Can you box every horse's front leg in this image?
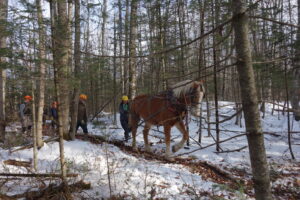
[143,122,152,152]
[172,121,188,152]
[130,113,140,151]
[132,126,137,151]
[163,125,172,158]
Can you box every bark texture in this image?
[129,0,138,99]
[36,0,46,148]
[232,1,272,199]
[0,0,8,142]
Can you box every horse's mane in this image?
[171,80,196,98]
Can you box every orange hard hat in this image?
[24,95,32,101]
[79,94,87,100]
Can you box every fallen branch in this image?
[176,133,247,157]
[11,136,59,153]
[209,109,243,124]
[215,146,247,154]
[109,127,122,130]
[76,134,241,184]
[91,96,117,121]
[10,180,91,199]
[3,159,31,168]
[0,173,78,178]
[0,193,15,200]
[250,15,300,28]
[175,157,239,183]
[196,125,293,136]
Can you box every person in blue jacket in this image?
[50,101,58,129]
[119,95,131,142]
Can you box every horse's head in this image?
[291,88,300,121]
[172,80,205,117]
[189,81,205,117]
[292,101,300,121]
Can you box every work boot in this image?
[124,132,129,142]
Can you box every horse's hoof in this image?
[164,155,175,162]
[172,146,178,153]
[132,145,137,151]
[145,147,152,153]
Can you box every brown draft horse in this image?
[129,80,205,159]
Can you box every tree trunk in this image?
[69,0,81,140]
[36,0,46,148]
[28,29,38,171]
[31,84,38,171]
[232,1,272,199]
[56,0,70,140]
[177,0,186,78]
[157,0,167,90]
[291,0,300,121]
[50,0,70,181]
[129,0,138,99]
[101,0,107,56]
[113,15,117,125]
[212,0,220,151]
[118,0,124,94]
[0,0,8,143]
[198,0,206,143]
[284,61,295,159]
[124,0,130,94]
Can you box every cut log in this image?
[9,180,91,199]
[3,159,31,168]
[0,193,15,200]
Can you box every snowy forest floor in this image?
[0,102,300,199]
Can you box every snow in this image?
[0,102,299,199]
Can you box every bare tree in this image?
[129,0,138,99]
[118,0,125,94]
[113,14,117,125]
[70,0,81,140]
[0,0,8,143]
[232,0,272,199]
[36,0,46,148]
[124,0,130,94]
[212,0,221,152]
[291,0,300,121]
[50,0,70,181]
[55,0,71,141]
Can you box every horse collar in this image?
[166,90,187,114]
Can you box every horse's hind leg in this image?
[172,121,188,152]
[143,122,152,152]
[130,114,140,150]
[164,125,172,158]
[132,126,137,150]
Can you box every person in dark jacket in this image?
[50,101,58,129]
[77,94,88,134]
[19,95,32,133]
[119,95,131,142]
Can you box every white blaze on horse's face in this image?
[191,82,205,117]
[172,80,205,117]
